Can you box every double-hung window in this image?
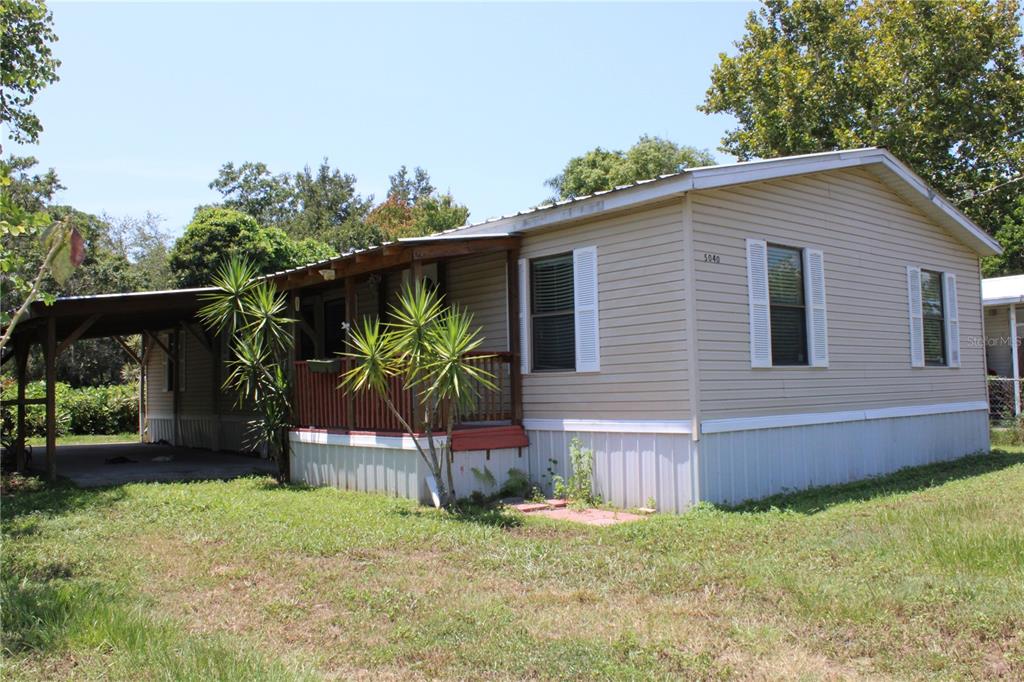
[907,266,959,368]
[530,254,576,371]
[746,239,828,368]
[920,270,946,366]
[767,245,808,366]
[519,246,601,374]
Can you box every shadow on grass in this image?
[724,450,1024,515]
[0,476,127,524]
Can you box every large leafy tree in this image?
[209,159,373,252]
[546,135,716,201]
[364,166,469,240]
[700,0,1024,234]
[1,0,61,145]
[169,207,335,288]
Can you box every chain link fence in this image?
[987,377,1021,426]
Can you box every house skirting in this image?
[145,414,255,453]
[697,403,989,505]
[288,429,524,504]
[287,404,988,512]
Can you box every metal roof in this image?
[983,275,1024,306]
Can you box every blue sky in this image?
[11,2,757,235]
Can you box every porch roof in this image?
[264,232,520,291]
[983,275,1024,307]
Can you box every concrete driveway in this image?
[27,442,276,487]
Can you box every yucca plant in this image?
[342,281,494,506]
[199,256,294,483]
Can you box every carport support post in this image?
[45,316,57,481]
[14,340,29,472]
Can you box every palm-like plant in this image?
[199,256,294,483]
[342,282,493,506]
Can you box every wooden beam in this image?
[112,335,141,365]
[411,258,424,283]
[144,330,173,361]
[182,321,213,355]
[410,237,521,262]
[45,316,57,481]
[55,313,101,357]
[282,251,411,291]
[345,276,358,429]
[14,340,29,472]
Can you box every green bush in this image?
[1,380,138,437]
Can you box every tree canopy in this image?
[545,136,716,201]
[168,206,335,288]
[0,0,61,145]
[364,166,469,241]
[700,0,1024,236]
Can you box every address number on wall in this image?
[702,253,721,264]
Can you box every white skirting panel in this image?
[290,437,429,503]
[524,429,697,513]
[144,414,256,453]
[698,409,990,505]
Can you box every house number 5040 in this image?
[703,253,721,264]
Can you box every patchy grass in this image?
[25,432,138,447]
[3,450,1022,680]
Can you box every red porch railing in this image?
[292,351,514,432]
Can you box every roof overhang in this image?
[266,233,521,291]
[982,274,1024,307]
[453,148,1001,257]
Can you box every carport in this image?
[3,287,212,480]
[26,441,275,487]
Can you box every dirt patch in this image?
[527,507,647,525]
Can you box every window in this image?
[531,253,575,371]
[767,244,808,366]
[163,333,176,392]
[920,269,946,366]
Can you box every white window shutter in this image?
[944,272,960,368]
[746,239,772,368]
[803,248,829,367]
[518,258,530,374]
[573,246,600,372]
[907,266,924,367]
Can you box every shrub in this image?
[1,381,138,438]
[552,438,601,507]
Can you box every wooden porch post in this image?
[139,336,146,443]
[345,276,357,429]
[14,339,29,473]
[45,317,57,481]
[506,249,523,425]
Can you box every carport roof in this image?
[9,287,212,343]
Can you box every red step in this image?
[450,425,529,452]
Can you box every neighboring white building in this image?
[982,274,1024,417]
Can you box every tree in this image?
[365,166,469,240]
[106,212,175,291]
[199,258,293,482]
[208,159,374,253]
[699,0,1024,231]
[983,196,1024,276]
[343,282,493,506]
[545,135,716,200]
[168,207,335,288]
[1,0,61,145]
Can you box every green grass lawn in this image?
[25,432,138,447]
[3,450,1023,680]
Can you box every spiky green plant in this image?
[342,281,494,506]
[199,256,294,482]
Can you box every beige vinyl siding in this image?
[985,305,1013,378]
[445,251,508,351]
[692,167,986,419]
[144,332,173,417]
[178,330,215,415]
[519,201,690,420]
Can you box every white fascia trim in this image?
[289,429,445,450]
[452,148,998,257]
[984,297,1024,307]
[522,418,692,434]
[701,401,989,434]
